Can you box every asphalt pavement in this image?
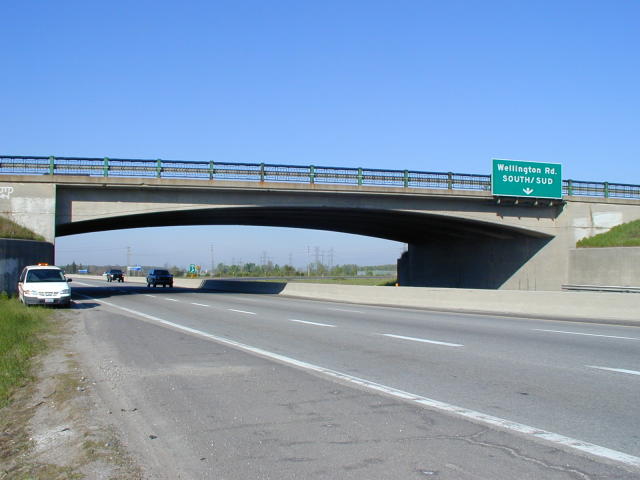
[68,278,640,479]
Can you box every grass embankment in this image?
[0,216,44,241]
[577,219,640,248]
[0,295,51,408]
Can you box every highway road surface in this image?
[68,278,640,479]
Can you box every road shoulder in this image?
[0,309,143,479]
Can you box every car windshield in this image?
[155,270,170,275]
[26,269,67,282]
[109,270,122,274]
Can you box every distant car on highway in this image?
[146,269,173,288]
[17,264,72,307]
[105,269,125,282]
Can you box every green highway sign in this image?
[492,159,562,199]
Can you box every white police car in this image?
[17,264,72,307]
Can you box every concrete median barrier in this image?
[69,275,639,324]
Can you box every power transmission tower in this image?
[314,246,320,273]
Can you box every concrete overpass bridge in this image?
[1,155,639,290]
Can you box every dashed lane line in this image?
[289,319,336,328]
[327,307,365,314]
[191,303,210,307]
[381,333,463,347]
[587,366,640,377]
[228,309,257,315]
[76,294,640,470]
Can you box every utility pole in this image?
[126,246,131,268]
[210,244,214,277]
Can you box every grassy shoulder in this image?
[0,216,45,241]
[577,219,640,248]
[0,297,144,479]
[0,294,52,408]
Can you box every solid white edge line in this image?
[77,294,640,469]
[534,329,640,341]
[587,366,640,376]
[381,333,463,347]
[228,309,256,315]
[289,319,336,328]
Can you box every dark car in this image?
[146,269,173,288]
[106,269,125,282]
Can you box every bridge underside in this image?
[56,206,549,242]
[56,206,552,289]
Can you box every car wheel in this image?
[147,283,151,287]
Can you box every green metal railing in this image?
[0,155,638,200]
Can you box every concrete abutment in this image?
[0,239,55,295]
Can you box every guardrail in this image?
[1,155,638,200]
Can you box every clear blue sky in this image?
[2,1,638,269]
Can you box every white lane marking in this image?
[144,294,157,298]
[79,295,640,469]
[228,309,256,315]
[587,366,640,377]
[327,307,364,314]
[165,298,179,302]
[534,329,640,341]
[289,319,336,328]
[191,303,210,307]
[381,334,463,347]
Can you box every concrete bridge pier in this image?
[398,234,553,290]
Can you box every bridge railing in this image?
[0,155,638,200]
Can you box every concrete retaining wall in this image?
[0,239,55,295]
[569,247,640,287]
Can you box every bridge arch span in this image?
[56,205,551,244]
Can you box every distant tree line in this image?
[60,261,396,278]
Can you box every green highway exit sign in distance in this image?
[492,159,562,199]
